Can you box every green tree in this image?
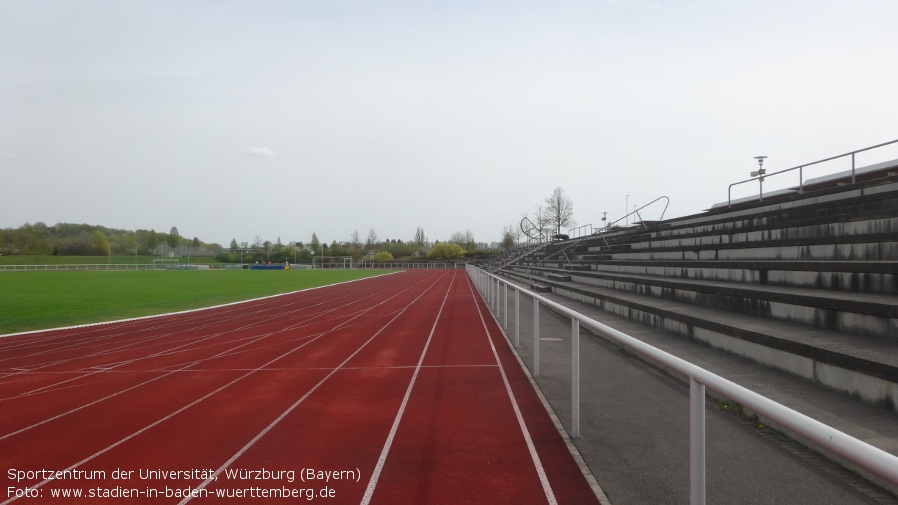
[147,230,159,253]
[91,230,109,256]
[373,251,394,262]
[427,242,466,260]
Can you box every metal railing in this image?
[359,262,465,269]
[727,138,898,207]
[466,264,898,505]
[568,224,593,238]
[0,264,203,271]
[595,196,670,233]
[520,215,548,244]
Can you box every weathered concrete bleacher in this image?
[501,163,898,412]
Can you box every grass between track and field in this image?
[0,269,391,335]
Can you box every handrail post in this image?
[515,289,520,347]
[504,282,508,329]
[533,297,540,377]
[852,152,856,183]
[690,377,706,505]
[572,317,580,438]
[488,276,493,308]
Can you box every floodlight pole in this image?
[625,195,630,227]
[754,156,767,201]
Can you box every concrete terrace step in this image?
[584,233,898,262]
[514,265,898,340]
[584,259,898,294]
[502,271,898,410]
[652,192,898,241]
[574,178,898,256]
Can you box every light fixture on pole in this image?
[625,195,630,227]
[752,156,767,201]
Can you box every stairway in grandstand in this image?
[499,155,898,412]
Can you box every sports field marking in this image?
[0,274,432,450]
[0,361,200,442]
[0,277,410,396]
[0,296,394,505]
[177,271,451,504]
[464,274,559,505]
[0,274,441,505]
[359,271,456,505]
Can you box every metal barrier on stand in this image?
[466,264,898,505]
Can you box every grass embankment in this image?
[0,269,388,335]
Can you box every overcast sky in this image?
[2,0,897,247]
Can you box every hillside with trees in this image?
[0,222,219,257]
[0,220,523,264]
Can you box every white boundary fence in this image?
[358,262,466,269]
[466,264,898,505]
[0,261,468,272]
[0,264,180,271]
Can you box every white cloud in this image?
[247,146,275,158]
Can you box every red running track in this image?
[0,270,601,505]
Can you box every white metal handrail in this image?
[597,196,670,233]
[466,265,898,505]
[727,138,898,207]
[568,223,593,238]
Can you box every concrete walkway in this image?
[488,278,898,505]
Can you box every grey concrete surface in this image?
[483,279,898,505]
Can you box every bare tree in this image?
[449,229,476,251]
[350,230,361,251]
[366,229,379,250]
[529,205,552,241]
[413,226,426,247]
[500,224,521,251]
[544,187,574,235]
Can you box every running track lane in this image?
[0,270,600,504]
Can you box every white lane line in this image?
[0,361,201,441]
[464,275,559,505]
[359,271,455,505]
[0,271,407,377]
[181,271,450,504]
[0,274,435,505]
[0,274,424,505]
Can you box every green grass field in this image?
[0,269,390,335]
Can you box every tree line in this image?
[1,186,575,262]
[0,222,216,257]
[217,226,480,264]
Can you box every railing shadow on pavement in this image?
[466,264,898,505]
